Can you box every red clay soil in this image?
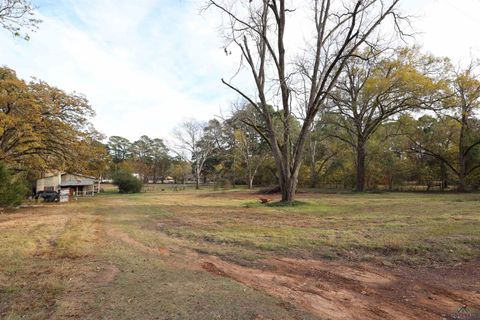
[200,256,480,320]
[106,227,479,320]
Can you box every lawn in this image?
[0,189,479,319]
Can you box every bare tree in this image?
[305,117,339,188]
[0,0,41,39]
[172,120,217,189]
[207,0,404,202]
[234,126,268,189]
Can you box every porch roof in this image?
[60,180,95,187]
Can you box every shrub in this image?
[0,162,28,208]
[112,170,143,193]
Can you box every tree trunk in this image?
[248,177,253,190]
[273,118,312,203]
[152,166,157,184]
[440,161,448,190]
[310,171,318,189]
[355,140,366,192]
[309,156,318,188]
[308,138,317,188]
[458,112,467,192]
[277,164,300,202]
[279,176,298,202]
[458,160,467,192]
[195,165,200,190]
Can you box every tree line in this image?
[203,0,480,202]
[2,46,479,204]
[107,50,480,195]
[2,0,480,206]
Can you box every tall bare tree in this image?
[172,120,217,189]
[208,0,404,201]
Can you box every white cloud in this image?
[1,0,479,142]
[0,0,235,141]
[401,0,480,62]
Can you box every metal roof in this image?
[60,180,95,187]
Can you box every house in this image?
[36,173,100,197]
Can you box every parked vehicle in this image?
[35,190,60,202]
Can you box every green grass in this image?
[152,191,480,265]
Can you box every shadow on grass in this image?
[266,200,309,207]
[244,200,311,209]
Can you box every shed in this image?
[36,173,100,197]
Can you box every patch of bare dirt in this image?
[95,264,120,285]
[201,261,229,277]
[104,226,479,320]
[107,228,170,255]
[199,256,480,320]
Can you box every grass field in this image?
[0,188,479,319]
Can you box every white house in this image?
[36,173,100,197]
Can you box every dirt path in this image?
[200,257,480,320]
[106,227,480,320]
[106,228,170,255]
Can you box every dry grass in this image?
[0,189,479,319]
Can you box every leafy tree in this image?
[150,138,170,183]
[68,131,110,179]
[327,48,446,191]
[225,107,270,189]
[406,114,480,191]
[169,158,191,184]
[403,62,480,191]
[362,121,409,190]
[107,136,132,163]
[0,162,27,208]
[448,64,480,191]
[131,135,154,182]
[0,67,95,175]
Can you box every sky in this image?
[1,0,480,141]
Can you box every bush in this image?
[112,170,143,193]
[0,162,28,208]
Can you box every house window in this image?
[45,186,54,191]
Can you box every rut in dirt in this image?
[107,227,480,320]
[200,257,480,320]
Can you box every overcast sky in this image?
[1,0,479,141]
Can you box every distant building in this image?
[36,173,100,197]
[163,176,175,184]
